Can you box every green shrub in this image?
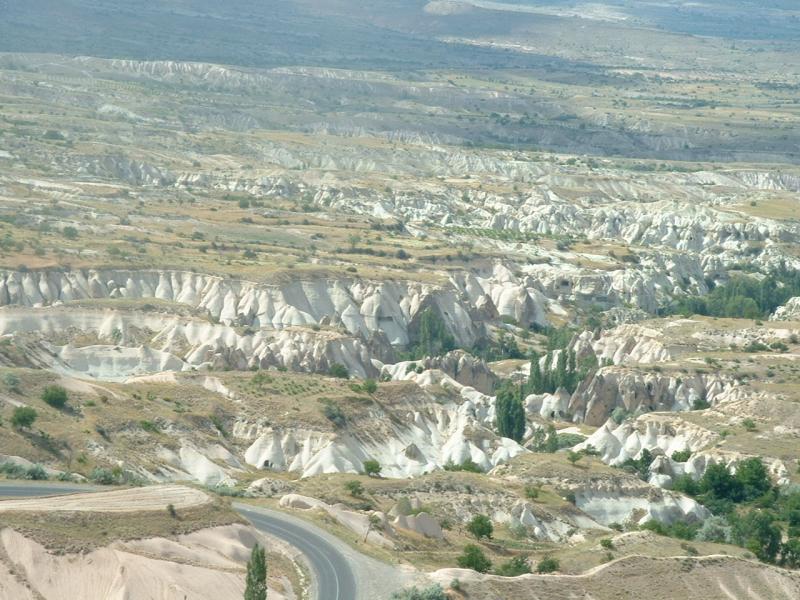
[443,458,483,473]
[26,465,48,480]
[328,363,350,379]
[524,485,540,500]
[536,556,560,573]
[3,373,20,392]
[696,516,733,544]
[41,385,68,409]
[89,468,117,485]
[600,538,614,550]
[566,450,583,466]
[321,401,346,427]
[671,449,692,462]
[390,585,447,600]
[495,555,530,576]
[89,466,144,486]
[0,462,30,479]
[345,480,364,497]
[140,420,158,433]
[363,459,382,477]
[214,485,245,497]
[457,544,491,573]
[466,514,493,539]
[611,406,630,424]
[11,406,37,429]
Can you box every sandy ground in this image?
[431,554,800,600]
[0,485,210,513]
[0,524,293,600]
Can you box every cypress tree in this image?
[244,543,267,600]
[528,353,543,395]
[495,384,526,442]
[554,350,568,390]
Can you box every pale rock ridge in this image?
[568,367,733,425]
[575,414,791,488]
[771,297,800,321]
[380,350,498,394]
[0,266,554,346]
[572,325,671,365]
[238,385,527,479]
[576,416,718,467]
[572,484,710,527]
[525,389,572,420]
[2,308,383,379]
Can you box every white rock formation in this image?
[573,485,709,527]
[1,307,384,378]
[569,367,733,425]
[572,325,671,365]
[381,350,497,393]
[240,384,527,479]
[576,416,718,467]
[0,266,553,346]
[771,297,800,321]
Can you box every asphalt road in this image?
[0,482,358,600]
[236,504,357,600]
[0,482,93,497]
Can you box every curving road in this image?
[235,504,357,600]
[0,482,93,496]
[0,483,358,600]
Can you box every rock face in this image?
[572,325,671,365]
[0,266,556,348]
[771,297,800,321]
[525,389,571,420]
[569,367,733,425]
[1,307,386,379]
[392,512,443,539]
[381,350,498,394]
[578,414,790,489]
[573,484,709,526]
[239,385,526,479]
[577,416,718,467]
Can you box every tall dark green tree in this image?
[413,308,455,358]
[528,353,543,395]
[244,543,267,600]
[554,350,568,390]
[495,384,526,442]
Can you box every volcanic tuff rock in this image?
[568,367,734,426]
[381,350,498,394]
[0,266,558,344]
[578,415,791,489]
[238,384,526,479]
[571,325,671,365]
[771,297,800,321]
[1,307,386,378]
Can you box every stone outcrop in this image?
[569,368,733,426]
